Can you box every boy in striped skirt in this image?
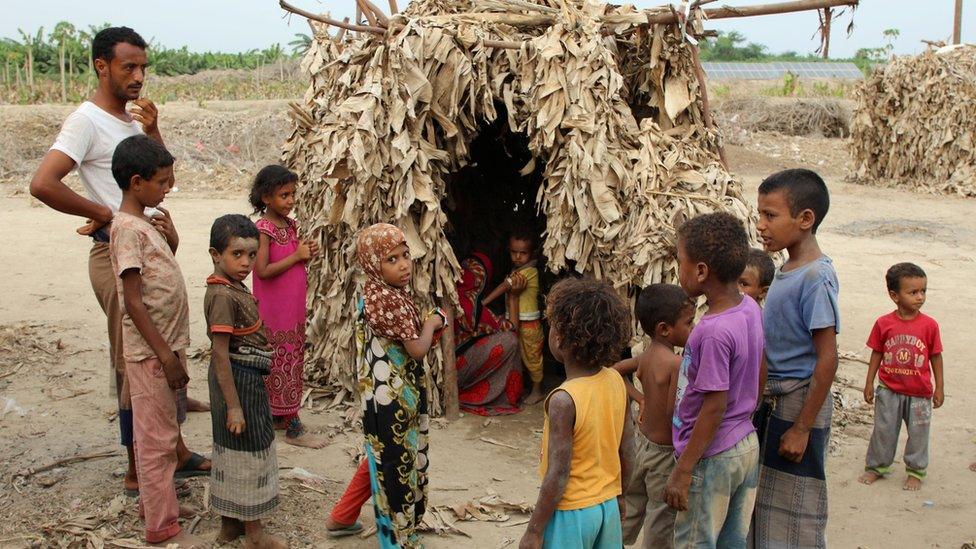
[205,214,285,548]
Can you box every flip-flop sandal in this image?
[124,480,192,498]
[174,452,211,479]
[326,522,364,538]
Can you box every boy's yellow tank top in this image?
[540,367,627,510]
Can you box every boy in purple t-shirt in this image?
[665,212,763,548]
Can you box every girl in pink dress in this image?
[250,165,326,448]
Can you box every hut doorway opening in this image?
[443,108,567,392]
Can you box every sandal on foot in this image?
[175,452,211,479]
[327,522,364,538]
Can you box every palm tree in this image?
[289,33,312,55]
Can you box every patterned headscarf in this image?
[356,223,422,341]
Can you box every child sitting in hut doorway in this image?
[666,212,763,548]
[613,283,694,549]
[204,214,285,549]
[356,223,446,549]
[109,135,204,548]
[738,248,775,304]
[859,262,944,491]
[482,227,545,404]
[249,165,326,449]
[519,278,634,549]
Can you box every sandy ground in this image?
[1,133,975,548]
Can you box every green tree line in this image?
[1,21,309,102]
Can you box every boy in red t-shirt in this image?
[859,262,944,491]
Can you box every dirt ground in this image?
[1,106,975,548]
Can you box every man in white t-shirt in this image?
[29,27,210,505]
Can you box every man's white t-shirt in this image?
[51,101,144,212]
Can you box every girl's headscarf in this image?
[356,223,422,341]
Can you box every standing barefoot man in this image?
[30,26,210,498]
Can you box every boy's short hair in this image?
[677,212,749,284]
[757,168,830,233]
[112,135,174,190]
[509,225,537,250]
[885,262,926,292]
[745,248,776,288]
[210,214,260,252]
[635,284,692,336]
[546,278,631,370]
[92,27,148,63]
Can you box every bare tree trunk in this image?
[953,0,963,45]
[26,47,34,91]
[59,38,67,102]
[821,8,832,58]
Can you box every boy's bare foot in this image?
[903,476,923,491]
[284,431,329,449]
[282,418,327,449]
[218,517,245,543]
[858,470,883,485]
[244,532,288,549]
[524,384,544,406]
[179,504,201,519]
[970,462,976,472]
[152,531,206,548]
[186,396,210,412]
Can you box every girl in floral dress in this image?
[250,165,326,448]
[355,223,445,548]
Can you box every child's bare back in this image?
[634,343,680,445]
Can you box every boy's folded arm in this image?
[120,269,176,366]
[523,391,575,539]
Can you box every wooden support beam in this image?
[647,0,859,24]
[953,0,963,45]
[280,0,387,34]
[363,0,391,25]
[438,305,459,421]
[357,0,379,26]
[422,0,858,28]
[281,0,524,48]
[388,0,399,14]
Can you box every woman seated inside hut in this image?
[454,248,525,415]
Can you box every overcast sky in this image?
[4,1,973,59]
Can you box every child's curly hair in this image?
[546,277,631,370]
[249,164,298,213]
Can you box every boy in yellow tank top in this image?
[519,279,636,549]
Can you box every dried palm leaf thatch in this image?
[282,0,756,412]
[848,44,976,197]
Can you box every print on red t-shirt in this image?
[866,312,943,398]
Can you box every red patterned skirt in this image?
[456,331,523,416]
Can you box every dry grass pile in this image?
[283,0,758,401]
[849,44,976,197]
[716,96,850,139]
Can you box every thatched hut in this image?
[280,0,855,414]
[849,44,976,197]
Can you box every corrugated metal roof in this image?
[701,61,864,80]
